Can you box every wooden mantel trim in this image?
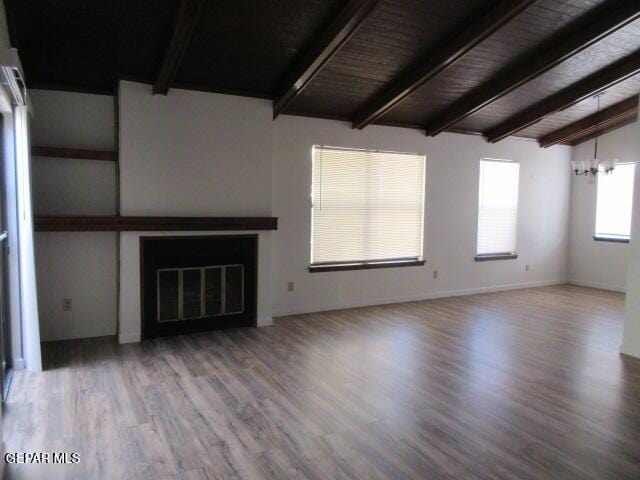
[34,216,278,232]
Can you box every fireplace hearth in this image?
[141,235,257,338]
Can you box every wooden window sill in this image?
[475,253,518,262]
[593,236,630,244]
[309,260,425,273]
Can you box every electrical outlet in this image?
[62,298,72,311]
[287,281,294,292]
[433,270,438,279]
[525,264,530,272]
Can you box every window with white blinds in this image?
[595,163,635,241]
[311,146,426,266]
[476,159,520,256]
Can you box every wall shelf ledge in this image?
[34,216,278,232]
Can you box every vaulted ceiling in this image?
[5,0,640,145]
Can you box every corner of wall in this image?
[13,357,25,370]
[620,344,640,359]
[118,333,141,344]
[565,150,575,282]
[257,317,273,327]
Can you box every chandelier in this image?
[571,93,617,177]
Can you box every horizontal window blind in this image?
[311,146,425,265]
[477,159,519,256]
[595,163,635,240]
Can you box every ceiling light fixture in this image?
[571,92,617,177]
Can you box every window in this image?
[595,163,635,242]
[310,146,425,270]
[476,159,519,259]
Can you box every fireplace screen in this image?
[157,265,244,322]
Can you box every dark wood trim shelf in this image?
[32,146,117,162]
[475,253,518,262]
[34,216,278,232]
[309,259,425,273]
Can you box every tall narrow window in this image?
[595,163,635,242]
[476,159,520,259]
[310,146,425,269]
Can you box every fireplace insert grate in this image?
[157,264,244,322]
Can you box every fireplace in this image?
[140,235,257,338]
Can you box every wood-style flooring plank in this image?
[5,285,640,479]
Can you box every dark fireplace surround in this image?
[140,235,257,339]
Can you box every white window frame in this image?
[309,145,426,271]
[594,162,636,243]
[475,158,520,261]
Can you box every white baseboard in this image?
[257,317,273,327]
[13,357,25,370]
[273,279,567,317]
[621,343,640,359]
[568,279,626,293]
[42,332,118,343]
[118,333,141,344]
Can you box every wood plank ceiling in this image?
[5,0,640,146]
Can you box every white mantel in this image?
[118,230,273,343]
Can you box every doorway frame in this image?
[0,79,24,378]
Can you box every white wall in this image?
[30,91,115,150]
[32,82,575,340]
[30,89,118,341]
[35,233,117,341]
[272,116,572,315]
[623,109,640,358]
[33,158,116,215]
[568,121,639,292]
[117,81,275,342]
[118,81,272,216]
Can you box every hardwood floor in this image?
[4,285,640,479]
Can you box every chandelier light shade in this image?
[571,158,618,176]
[602,158,618,173]
[571,93,618,177]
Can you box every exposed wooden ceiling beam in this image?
[425,0,640,137]
[485,50,640,143]
[351,0,537,130]
[569,114,638,146]
[538,96,638,148]
[153,0,205,95]
[273,0,381,119]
